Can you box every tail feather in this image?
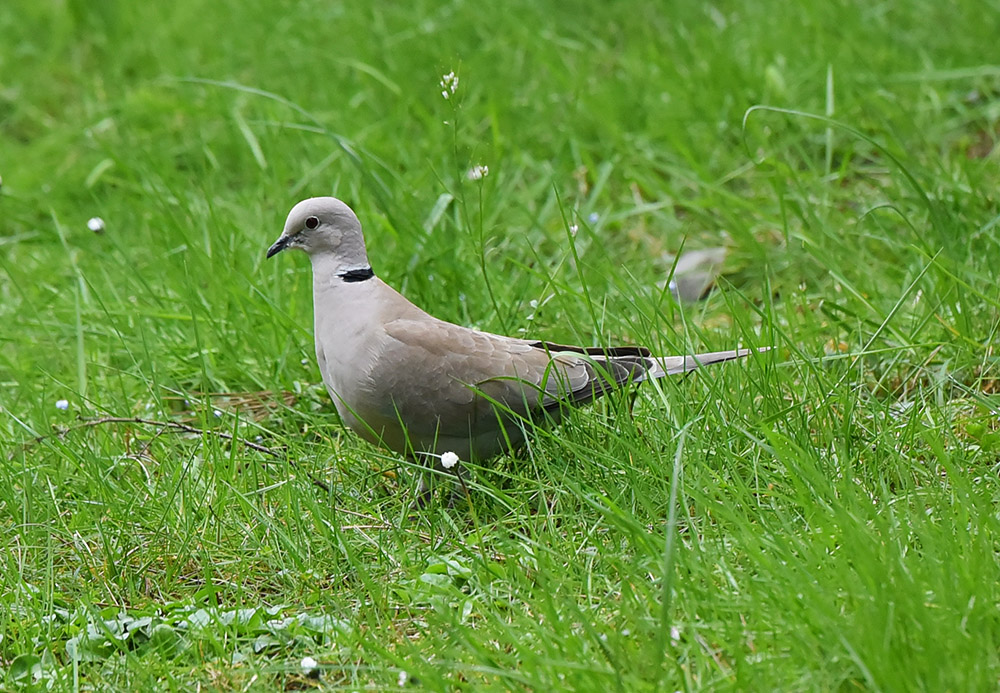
[638,346,770,381]
[536,345,769,415]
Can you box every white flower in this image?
[670,625,681,644]
[587,212,599,224]
[301,656,320,678]
[440,451,460,469]
[398,670,408,686]
[55,399,69,410]
[439,71,458,99]
[87,217,105,233]
[569,224,579,237]
[466,165,489,180]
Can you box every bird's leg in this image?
[412,458,470,509]
[410,456,456,508]
[446,464,471,509]
[414,472,435,509]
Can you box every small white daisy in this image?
[398,670,408,686]
[300,656,320,678]
[466,165,489,181]
[55,399,69,410]
[440,451,460,469]
[439,71,458,99]
[87,217,106,233]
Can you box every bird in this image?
[267,196,765,468]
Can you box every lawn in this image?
[3,0,1000,690]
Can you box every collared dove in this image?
[267,197,765,464]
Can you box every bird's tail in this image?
[636,346,770,381]
[530,339,768,387]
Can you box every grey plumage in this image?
[267,197,765,462]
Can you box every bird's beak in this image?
[266,235,290,259]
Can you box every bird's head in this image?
[267,197,370,271]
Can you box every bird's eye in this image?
[304,216,320,230]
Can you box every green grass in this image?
[3,0,1000,689]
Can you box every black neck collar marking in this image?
[339,267,375,283]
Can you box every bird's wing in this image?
[368,319,628,440]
